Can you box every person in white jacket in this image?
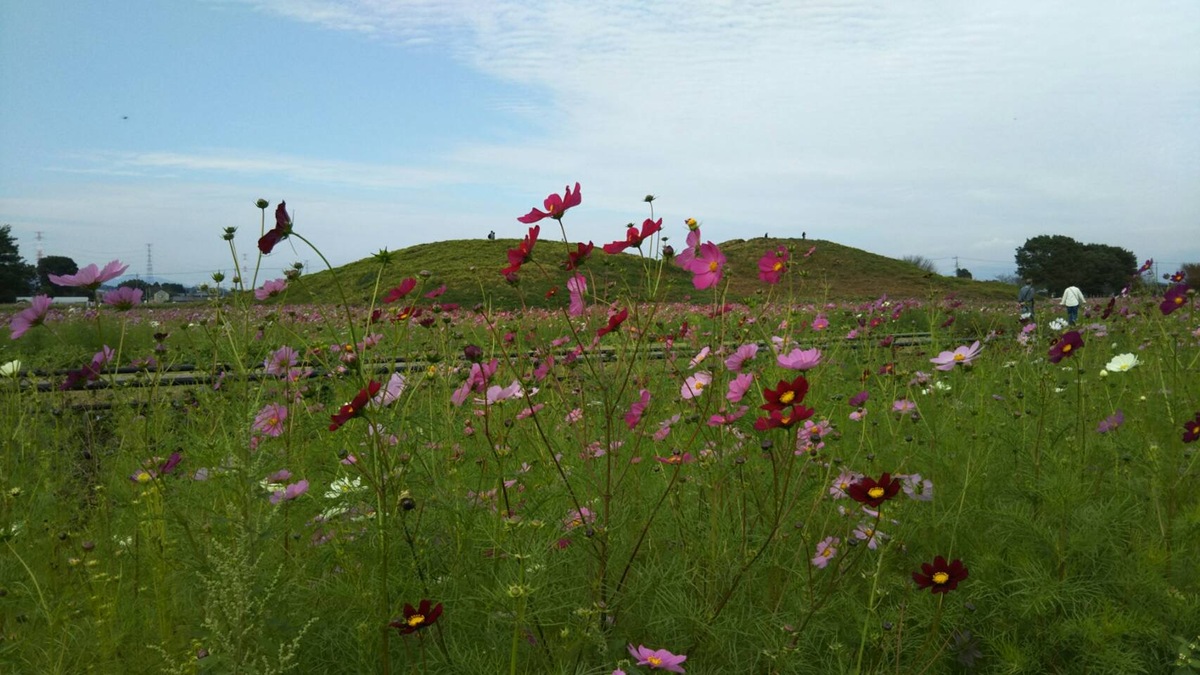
[1061,285,1085,325]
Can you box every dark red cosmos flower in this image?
[518,183,581,224]
[602,218,663,254]
[157,451,183,477]
[753,405,814,431]
[912,556,968,594]
[501,225,540,277]
[761,375,810,411]
[1101,296,1116,320]
[1048,331,1084,363]
[258,202,293,255]
[1160,283,1190,316]
[389,599,443,635]
[1137,258,1153,274]
[565,241,595,270]
[1167,270,1186,283]
[1184,412,1200,443]
[329,380,382,431]
[382,278,417,304]
[847,472,902,507]
[596,307,629,338]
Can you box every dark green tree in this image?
[955,268,973,279]
[37,255,79,297]
[1015,235,1136,296]
[0,225,36,303]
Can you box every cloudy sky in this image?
[2,0,1196,286]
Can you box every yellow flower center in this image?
[648,656,663,667]
[708,261,719,272]
[407,614,425,627]
[1175,296,1184,305]
[780,414,791,425]
[953,353,965,361]
[773,261,783,272]
[1062,344,1072,352]
[135,471,152,484]
[868,486,885,499]
[779,391,795,404]
[932,572,950,585]
[268,416,279,426]
[822,547,834,558]
[343,344,354,353]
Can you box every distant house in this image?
[152,290,171,304]
[16,296,92,305]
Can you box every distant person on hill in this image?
[487,230,495,241]
[1060,285,1085,325]
[1018,279,1035,321]
[802,231,806,240]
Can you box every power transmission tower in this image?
[146,243,154,280]
[35,231,43,264]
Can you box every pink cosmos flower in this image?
[853,523,886,550]
[681,371,712,399]
[812,536,839,569]
[253,403,288,437]
[898,473,934,501]
[777,347,822,370]
[372,373,407,407]
[483,380,525,404]
[653,414,681,441]
[264,345,299,375]
[562,507,595,531]
[689,346,710,368]
[724,343,758,372]
[811,315,829,331]
[685,242,725,290]
[758,246,789,284]
[518,182,581,224]
[255,278,288,301]
[9,295,52,339]
[1097,410,1124,434]
[929,341,982,371]
[708,406,748,426]
[48,260,128,290]
[625,389,651,429]
[830,471,863,499]
[383,278,417,303]
[102,286,143,310]
[603,218,662,254]
[726,373,753,403]
[269,479,309,504]
[566,274,587,317]
[674,226,702,269]
[892,399,917,416]
[627,645,687,673]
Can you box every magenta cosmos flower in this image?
[602,218,662,254]
[625,389,651,429]
[1048,331,1084,363]
[758,246,789,284]
[685,242,725,290]
[258,202,293,255]
[930,340,982,371]
[627,645,687,673]
[49,260,128,291]
[269,479,308,504]
[518,182,581,224]
[255,278,288,301]
[502,225,540,277]
[102,286,143,310]
[681,371,712,399]
[9,295,52,339]
[1160,283,1190,316]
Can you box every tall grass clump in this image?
[0,187,1197,674]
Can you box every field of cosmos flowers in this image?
[2,185,1199,674]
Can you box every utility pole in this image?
[35,231,43,264]
[146,243,154,280]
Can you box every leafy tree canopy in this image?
[0,225,37,303]
[1015,235,1135,296]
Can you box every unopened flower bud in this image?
[255,199,269,209]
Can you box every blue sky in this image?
[2,0,1197,287]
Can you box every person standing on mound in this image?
[1018,278,1035,322]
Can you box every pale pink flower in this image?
[708,406,748,426]
[566,408,583,424]
[777,347,822,370]
[372,372,407,406]
[48,260,127,290]
[255,278,288,301]
[102,286,142,310]
[269,479,309,504]
[812,536,839,568]
[264,345,298,375]
[253,403,288,437]
[566,274,587,317]
[653,414,681,441]
[930,340,982,371]
[689,346,711,368]
[811,315,829,331]
[9,295,52,339]
[681,371,712,399]
[627,645,687,673]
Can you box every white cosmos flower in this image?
[325,476,365,500]
[1105,353,1139,373]
[0,360,20,377]
[1049,318,1068,331]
